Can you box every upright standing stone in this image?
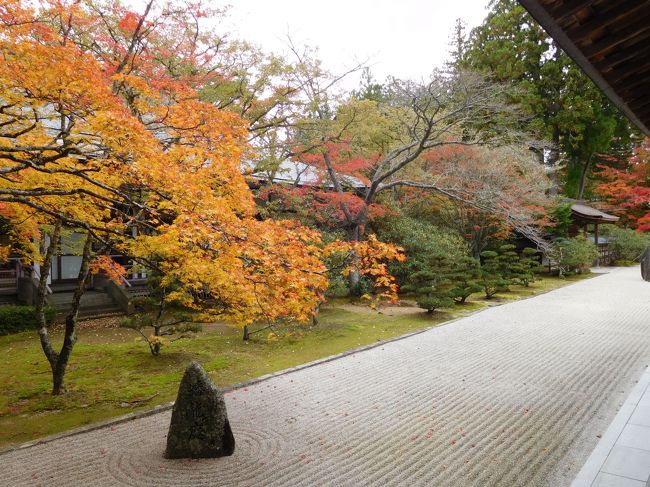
[165,361,235,459]
[642,246,650,282]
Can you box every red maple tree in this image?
[596,138,650,231]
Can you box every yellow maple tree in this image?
[0,0,404,392]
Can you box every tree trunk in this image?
[348,269,360,293]
[547,127,561,196]
[577,154,593,200]
[37,220,61,371]
[52,234,93,395]
[346,219,365,292]
[311,304,320,326]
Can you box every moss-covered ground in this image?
[0,272,593,448]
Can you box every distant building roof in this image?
[571,203,619,223]
[250,160,367,190]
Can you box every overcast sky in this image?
[222,0,490,89]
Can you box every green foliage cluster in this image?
[518,248,545,286]
[555,236,598,274]
[0,305,56,335]
[497,245,542,287]
[401,240,543,311]
[448,256,483,304]
[121,297,203,356]
[479,250,510,299]
[375,216,545,310]
[480,245,543,298]
[604,227,650,262]
[549,202,573,238]
[321,230,354,298]
[375,215,467,286]
[401,254,456,313]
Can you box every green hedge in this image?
[556,236,599,274]
[605,227,650,262]
[0,305,56,335]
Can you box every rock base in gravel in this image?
[641,246,650,281]
[164,362,235,459]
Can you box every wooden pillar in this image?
[594,223,600,267]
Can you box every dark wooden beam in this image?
[595,41,650,71]
[603,60,650,84]
[566,0,648,43]
[635,105,650,119]
[634,97,650,110]
[617,79,650,99]
[547,0,595,22]
[582,15,650,59]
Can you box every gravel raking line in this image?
[2,267,650,487]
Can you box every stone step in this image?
[55,304,123,320]
[53,307,124,323]
[77,307,123,319]
[49,291,123,318]
[50,292,115,305]
[0,295,17,305]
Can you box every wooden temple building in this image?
[570,202,619,265]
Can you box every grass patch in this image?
[0,271,594,448]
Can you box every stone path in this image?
[572,367,650,486]
[3,267,650,487]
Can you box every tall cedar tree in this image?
[462,0,639,198]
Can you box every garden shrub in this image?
[375,215,467,286]
[479,250,510,298]
[321,229,353,297]
[549,202,573,238]
[556,236,598,274]
[513,247,543,287]
[605,227,650,262]
[0,305,56,335]
[448,256,482,303]
[496,244,522,283]
[401,254,455,313]
[348,276,373,298]
[325,274,350,298]
[120,273,203,355]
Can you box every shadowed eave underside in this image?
[519,0,650,136]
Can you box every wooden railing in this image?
[0,258,21,294]
[598,246,616,266]
[0,268,17,294]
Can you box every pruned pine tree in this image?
[403,255,455,313]
[448,256,483,304]
[479,250,510,299]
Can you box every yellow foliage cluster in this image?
[325,235,406,304]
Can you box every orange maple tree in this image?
[0,0,403,393]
